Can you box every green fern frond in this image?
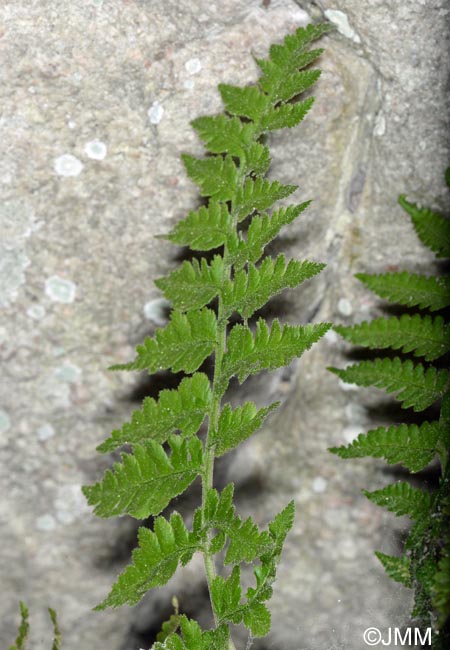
[259,97,314,131]
[329,357,449,411]
[399,194,450,259]
[363,482,432,520]
[182,153,238,201]
[160,202,232,251]
[155,257,224,312]
[210,401,280,456]
[95,513,199,609]
[227,202,311,270]
[9,602,29,650]
[191,115,255,157]
[97,373,211,453]
[83,436,203,519]
[223,255,325,319]
[218,84,271,121]
[234,177,298,222]
[48,608,62,650]
[375,552,413,588]
[110,309,217,374]
[220,319,330,390]
[329,421,443,472]
[153,616,230,650]
[335,314,450,361]
[355,271,450,312]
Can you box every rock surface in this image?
[1,1,448,649]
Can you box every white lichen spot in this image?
[338,379,358,392]
[84,139,107,160]
[144,298,170,325]
[324,9,361,43]
[183,79,195,90]
[148,101,164,125]
[374,112,386,137]
[36,514,56,532]
[0,410,11,433]
[312,476,327,493]
[292,8,309,25]
[67,120,76,129]
[27,304,46,320]
[36,423,55,441]
[45,276,76,303]
[343,424,363,443]
[337,298,353,317]
[185,58,202,75]
[324,329,339,344]
[54,484,90,524]
[53,363,82,383]
[53,154,84,177]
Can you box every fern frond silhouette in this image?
[330,169,450,648]
[82,23,333,649]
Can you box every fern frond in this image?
[375,552,413,588]
[153,616,230,650]
[260,97,314,131]
[433,546,450,625]
[210,401,279,456]
[335,314,450,361]
[399,194,450,259]
[242,142,271,176]
[256,23,334,101]
[234,177,297,222]
[220,319,330,391]
[329,421,443,473]
[97,373,211,453]
[223,255,325,319]
[95,513,199,609]
[364,482,432,519]
[48,609,62,650]
[218,84,270,122]
[9,602,29,650]
[191,115,255,157]
[182,154,238,201]
[228,202,311,270]
[355,271,450,312]
[110,309,217,374]
[155,257,224,312]
[83,436,203,519]
[161,202,232,251]
[329,357,449,411]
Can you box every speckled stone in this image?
[1,1,448,649]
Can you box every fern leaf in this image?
[220,319,331,390]
[97,373,211,453]
[234,177,297,222]
[329,358,449,412]
[364,482,432,519]
[433,548,450,625]
[256,23,333,101]
[228,202,311,270]
[191,115,255,157]
[265,69,321,104]
[242,142,271,176]
[399,194,450,259]
[9,602,29,650]
[153,616,230,650]
[260,97,314,131]
[155,257,224,311]
[356,271,450,312]
[161,201,232,251]
[83,436,203,519]
[218,84,270,122]
[182,154,238,201]
[48,609,62,650]
[223,255,325,319]
[375,552,412,588]
[110,309,217,374]
[335,314,450,362]
[329,421,443,473]
[95,513,199,609]
[210,401,280,456]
